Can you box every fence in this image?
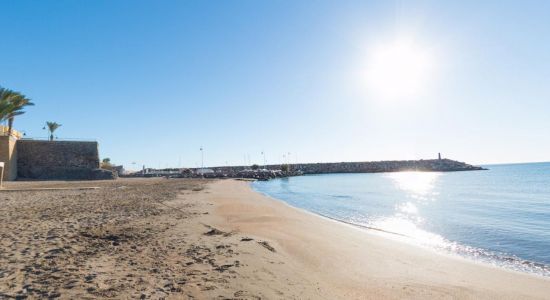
[20,137,97,142]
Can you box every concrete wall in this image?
[16,140,115,180]
[0,136,18,181]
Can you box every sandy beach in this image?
[1,178,549,299]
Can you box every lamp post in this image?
[288,152,291,171]
[200,147,204,169]
[42,124,49,140]
[200,146,204,177]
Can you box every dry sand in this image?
[0,178,549,299]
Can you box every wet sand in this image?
[0,178,549,299]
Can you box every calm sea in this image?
[251,162,550,276]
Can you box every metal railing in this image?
[20,137,97,142]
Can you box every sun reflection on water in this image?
[397,201,419,214]
[369,171,444,247]
[371,217,449,247]
[386,171,441,196]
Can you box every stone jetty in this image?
[195,158,485,178]
[279,158,485,174]
[128,158,484,180]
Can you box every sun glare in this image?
[386,171,440,197]
[365,37,435,101]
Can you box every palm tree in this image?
[7,93,33,136]
[46,121,61,141]
[0,87,34,136]
[0,88,18,122]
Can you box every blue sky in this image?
[1,0,550,168]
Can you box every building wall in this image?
[16,140,115,180]
[0,136,18,181]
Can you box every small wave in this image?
[330,195,353,199]
[312,211,550,277]
[251,177,550,278]
[442,242,550,277]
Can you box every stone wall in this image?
[0,136,18,181]
[16,140,115,180]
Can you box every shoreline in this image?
[208,179,550,299]
[250,182,550,279]
[1,178,549,299]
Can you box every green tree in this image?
[251,164,260,170]
[281,164,289,172]
[7,93,33,135]
[0,88,16,121]
[46,121,62,141]
[0,87,34,135]
[0,94,14,122]
[101,158,113,170]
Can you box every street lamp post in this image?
[200,147,204,169]
[42,124,50,140]
[199,147,204,178]
[287,152,291,171]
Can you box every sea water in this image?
[251,162,550,276]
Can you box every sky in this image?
[1,0,550,169]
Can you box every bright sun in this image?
[365,37,435,101]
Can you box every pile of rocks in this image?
[131,158,483,181]
[279,159,485,174]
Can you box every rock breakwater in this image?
[204,158,484,176]
[284,158,485,174]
